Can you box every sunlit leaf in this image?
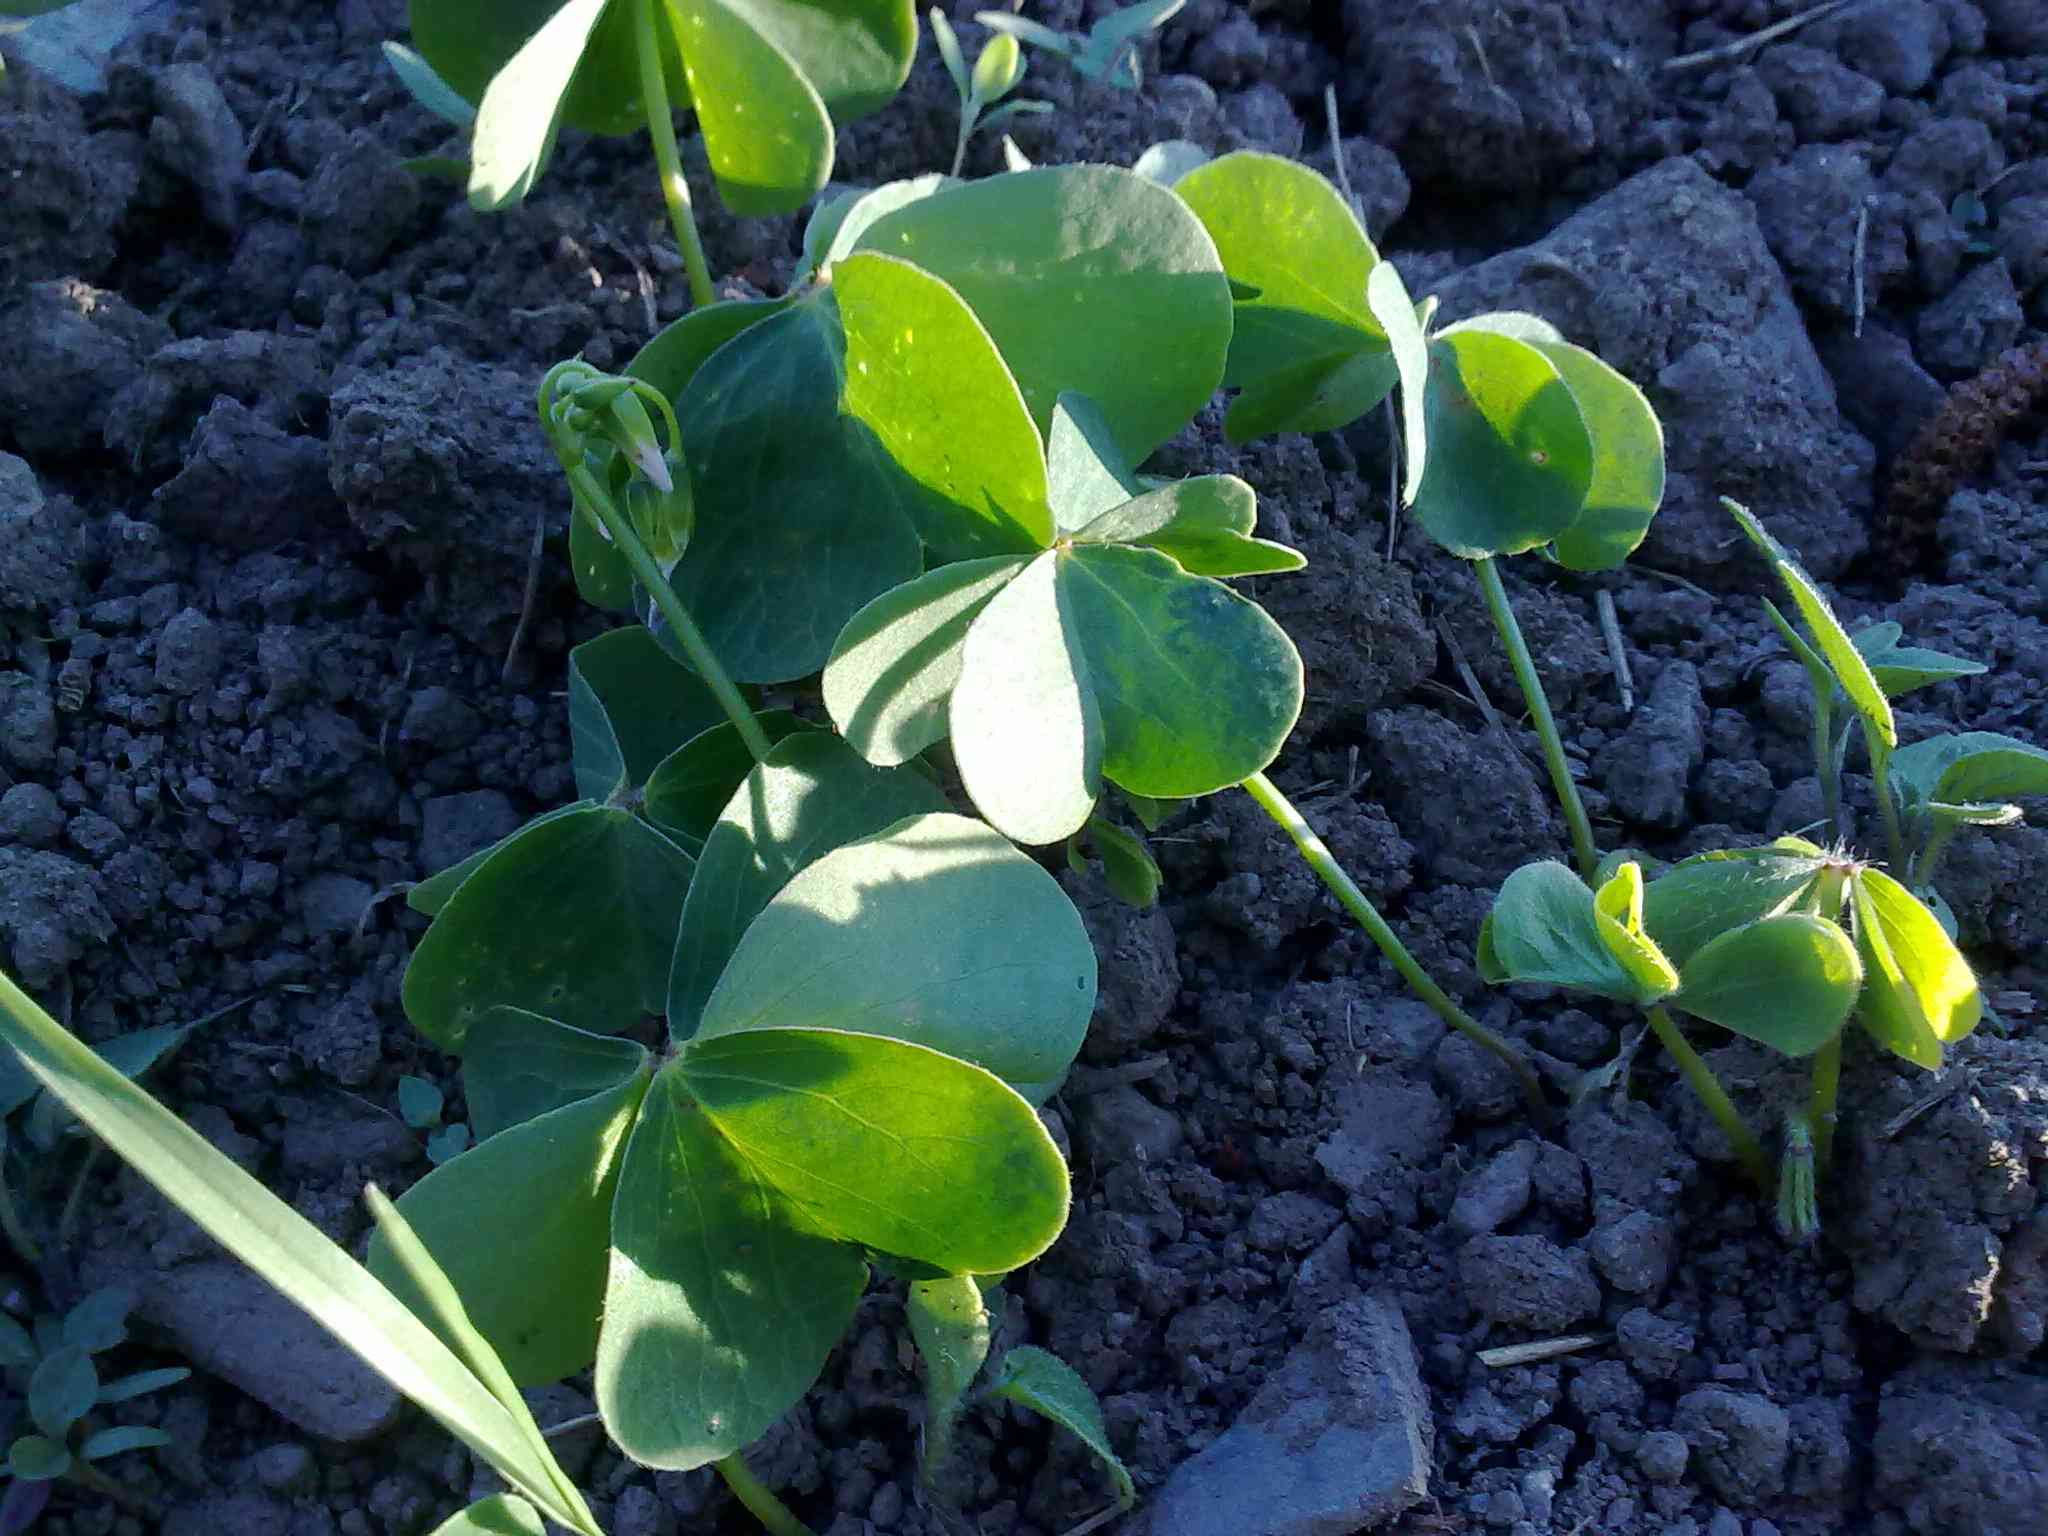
[1671,914,1862,1056]
[1850,868,1979,1070]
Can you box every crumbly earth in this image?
[1,2,2045,1534]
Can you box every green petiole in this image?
[636,0,715,310]
[1644,1005,1770,1195]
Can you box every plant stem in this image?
[1473,558,1599,881]
[1807,1032,1841,1175]
[716,1453,816,1536]
[1869,729,1908,873]
[1812,692,1840,837]
[1645,1006,1771,1195]
[635,0,715,310]
[1241,771,1548,1121]
[566,462,773,765]
[0,1150,39,1265]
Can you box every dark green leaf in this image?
[806,175,947,275]
[370,1062,649,1386]
[1408,329,1594,559]
[855,165,1232,462]
[76,1426,171,1463]
[628,297,795,406]
[97,1367,189,1405]
[1088,818,1162,908]
[823,558,1033,767]
[61,1287,131,1354]
[1671,914,1862,1057]
[1071,475,1304,576]
[1889,731,2048,807]
[1046,392,1144,535]
[0,1315,33,1369]
[669,735,949,1039]
[668,291,924,682]
[425,1495,546,1536]
[28,1348,96,1439]
[985,1347,1134,1509]
[1640,844,1832,971]
[908,1275,991,1484]
[408,803,590,918]
[426,1124,472,1163]
[679,1027,1069,1271]
[403,807,694,1051]
[1851,624,1986,698]
[567,626,731,801]
[1173,151,1396,441]
[383,41,479,128]
[1851,868,1979,1070]
[5,1436,67,1481]
[670,0,833,216]
[698,812,1095,1100]
[398,1075,445,1131]
[596,1065,868,1470]
[1479,861,1643,1003]
[1531,340,1665,572]
[641,710,815,850]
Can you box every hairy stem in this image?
[1869,728,1907,873]
[717,1453,816,1536]
[1474,558,1599,881]
[636,0,714,310]
[1241,771,1548,1121]
[1807,1031,1841,1175]
[1812,693,1840,838]
[566,462,773,765]
[1645,1006,1771,1194]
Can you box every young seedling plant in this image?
[976,0,1187,91]
[927,9,1049,176]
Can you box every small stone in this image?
[1836,0,1947,93]
[419,790,519,876]
[1917,259,2024,377]
[300,130,419,274]
[1886,117,2005,205]
[1432,1032,1522,1122]
[1072,1084,1183,1167]
[1459,1235,1602,1333]
[1638,1429,1690,1483]
[298,872,372,936]
[1617,1308,1695,1381]
[65,810,125,863]
[1995,196,2048,294]
[1675,1388,1791,1505]
[400,686,482,754]
[1597,660,1706,829]
[149,64,247,232]
[251,1443,317,1495]
[153,607,222,696]
[1247,1191,1340,1254]
[1449,1140,1538,1240]
[0,783,64,849]
[1587,1209,1675,1295]
[1754,45,1883,139]
[613,1486,673,1536]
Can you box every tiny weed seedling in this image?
[0,1287,189,1533]
[396,1074,470,1165]
[977,0,1186,91]
[927,10,1050,177]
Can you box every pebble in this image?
[0,783,64,848]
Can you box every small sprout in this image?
[978,0,1187,91]
[984,1347,1134,1509]
[931,9,1052,176]
[398,1075,445,1131]
[1775,1116,1819,1244]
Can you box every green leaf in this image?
[370,1061,650,1385]
[699,812,1096,1100]
[950,552,1100,846]
[834,251,1053,557]
[411,0,659,138]
[408,804,589,918]
[97,1367,189,1404]
[641,711,815,850]
[427,1496,546,1536]
[1131,139,1209,185]
[669,734,950,1037]
[1851,869,1979,1070]
[403,806,694,1052]
[985,1347,1135,1509]
[629,297,795,406]
[1479,861,1644,1003]
[1528,340,1665,571]
[1367,262,1430,504]
[1173,150,1396,442]
[680,1027,1069,1270]
[667,291,924,683]
[567,625,730,800]
[1071,475,1305,577]
[1671,914,1862,1057]
[1089,818,1162,908]
[1059,544,1301,798]
[1852,624,1985,698]
[1436,312,1564,347]
[6,1436,68,1481]
[823,557,1033,767]
[383,41,479,129]
[0,973,598,1532]
[806,175,948,276]
[62,1287,132,1354]
[855,165,1232,463]
[671,0,833,216]
[1726,499,1895,750]
[1889,731,2048,808]
[1640,845,1832,971]
[1408,329,1594,559]
[28,1349,96,1439]
[1046,392,1145,535]
[463,0,612,209]
[426,1124,472,1164]
[909,1275,991,1482]
[76,1426,171,1463]
[463,1009,650,1144]
[1591,861,1679,1003]
[596,1064,869,1470]
[398,1075,445,1131]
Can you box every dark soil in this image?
[2,2,2047,1535]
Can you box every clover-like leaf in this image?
[1640,842,1834,971]
[1407,327,1594,559]
[1850,868,1979,1070]
[1889,731,2048,808]
[408,804,588,918]
[6,1435,68,1482]
[1529,340,1665,571]
[461,1007,651,1143]
[1366,261,1430,504]
[803,174,948,277]
[640,710,816,851]
[370,1047,650,1385]
[403,807,694,1051]
[855,165,1232,463]
[669,734,950,1039]
[1852,623,1987,698]
[1591,861,1679,1004]
[1047,392,1144,535]
[951,544,1302,845]
[1072,475,1305,577]
[567,626,730,801]
[1173,151,1397,442]
[1671,914,1862,1057]
[28,1349,96,1440]
[1477,861,1645,1003]
[698,812,1095,1099]
[425,1496,546,1536]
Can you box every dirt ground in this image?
[2,1,2047,1533]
